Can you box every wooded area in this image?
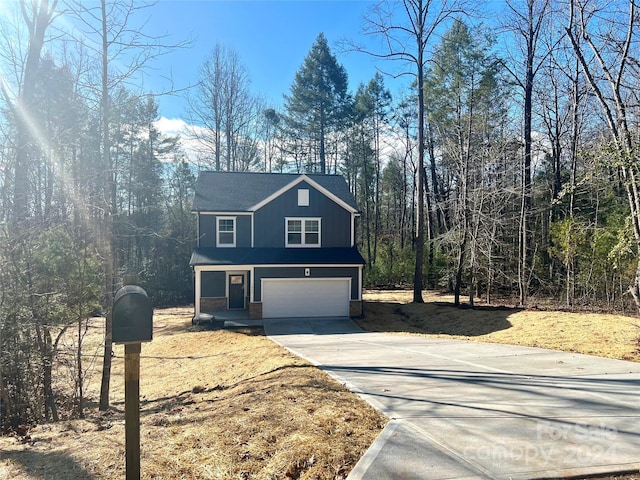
[1,0,639,431]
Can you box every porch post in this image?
[249,267,255,303]
[195,267,201,316]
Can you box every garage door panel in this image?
[262,278,350,318]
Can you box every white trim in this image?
[216,216,236,248]
[196,214,201,247]
[302,176,358,213]
[250,175,358,213]
[198,211,252,216]
[285,217,321,248]
[351,213,355,247]
[250,266,255,303]
[262,277,350,284]
[194,263,363,271]
[195,268,202,316]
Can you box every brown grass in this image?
[358,290,640,362]
[1,290,639,479]
[0,307,385,479]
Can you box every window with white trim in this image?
[286,218,320,247]
[217,217,236,247]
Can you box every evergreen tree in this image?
[284,33,350,174]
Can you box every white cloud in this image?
[155,117,191,137]
[154,116,205,163]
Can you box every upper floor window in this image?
[286,218,320,247]
[217,217,236,247]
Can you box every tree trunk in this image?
[362,128,373,268]
[42,344,58,421]
[77,315,84,418]
[99,0,114,411]
[454,226,468,307]
[413,14,425,304]
[426,121,443,233]
[519,27,534,307]
[319,105,326,174]
[373,119,381,266]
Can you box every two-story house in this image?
[189,171,365,321]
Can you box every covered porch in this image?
[191,264,255,319]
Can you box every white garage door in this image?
[262,278,350,318]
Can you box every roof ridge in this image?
[198,171,343,176]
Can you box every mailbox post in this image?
[113,285,153,480]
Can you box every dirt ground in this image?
[1,290,639,479]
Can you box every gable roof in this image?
[192,172,358,213]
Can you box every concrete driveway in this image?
[264,317,640,480]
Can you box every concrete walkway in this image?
[264,318,640,480]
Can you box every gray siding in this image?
[198,214,252,248]
[254,266,360,301]
[201,271,226,297]
[236,216,251,247]
[198,215,216,248]
[253,181,352,248]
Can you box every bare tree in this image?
[356,0,464,302]
[535,19,594,306]
[565,0,640,308]
[501,0,552,306]
[188,43,263,172]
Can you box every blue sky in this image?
[141,0,405,120]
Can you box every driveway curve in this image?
[264,317,640,480]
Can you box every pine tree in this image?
[284,33,350,174]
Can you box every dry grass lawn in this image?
[359,290,640,362]
[0,308,385,480]
[1,290,639,480]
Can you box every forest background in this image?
[1,0,640,431]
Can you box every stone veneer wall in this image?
[249,303,263,320]
[350,300,363,318]
[200,297,227,312]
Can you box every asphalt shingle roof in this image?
[191,171,358,212]
[189,247,365,266]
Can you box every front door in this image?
[228,274,245,309]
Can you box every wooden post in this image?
[125,343,141,480]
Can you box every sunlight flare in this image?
[1,69,97,235]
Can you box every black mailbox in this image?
[113,285,153,344]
